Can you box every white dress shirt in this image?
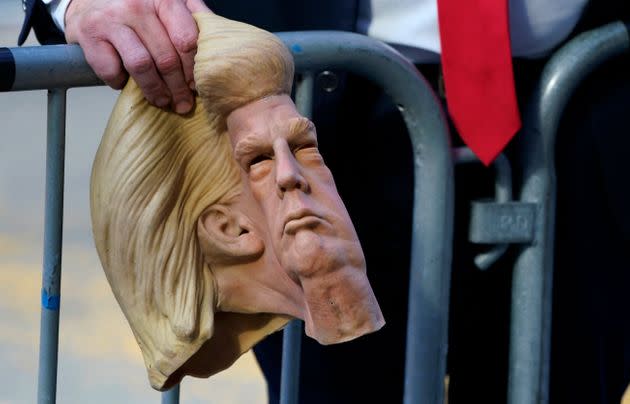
[357,0,590,63]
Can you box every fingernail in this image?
[175,100,192,114]
[156,96,170,108]
[188,80,196,90]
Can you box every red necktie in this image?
[437,0,521,165]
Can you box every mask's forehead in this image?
[228,95,303,149]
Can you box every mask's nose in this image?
[274,140,308,196]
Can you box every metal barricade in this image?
[0,32,454,404]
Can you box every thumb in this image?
[186,0,212,13]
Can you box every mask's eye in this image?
[248,154,272,168]
[296,146,324,165]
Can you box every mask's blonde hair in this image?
[90,13,294,390]
[193,12,294,124]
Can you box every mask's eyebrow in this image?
[233,117,317,163]
[286,117,317,146]
[233,131,265,163]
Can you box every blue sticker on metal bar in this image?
[291,44,303,53]
[0,48,16,91]
[41,289,60,310]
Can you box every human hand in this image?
[64,0,211,113]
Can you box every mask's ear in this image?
[197,204,264,266]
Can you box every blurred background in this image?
[0,1,268,402]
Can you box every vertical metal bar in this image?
[398,77,453,404]
[509,22,630,404]
[161,384,180,404]
[37,88,67,404]
[403,148,454,404]
[280,320,303,404]
[453,147,512,270]
[279,72,313,404]
[295,72,314,118]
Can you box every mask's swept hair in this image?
[90,12,294,390]
[91,81,240,388]
[193,13,294,128]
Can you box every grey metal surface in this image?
[453,147,513,270]
[3,31,454,404]
[469,202,537,244]
[508,21,630,404]
[37,89,66,404]
[279,72,313,404]
[7,45,101,90]
[280,320,303,404]
[295,72,315,118]
[161,384,180,404]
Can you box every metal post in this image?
[161,384,180,404]
[295,72,314,118]
[280,320,303,404]
[278,71,313,404]
[509,22,630,404]
[37,88,67,404]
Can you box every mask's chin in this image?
[280,229,355,277]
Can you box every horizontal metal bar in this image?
[0,47,16,91]
[3,45,101,91]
